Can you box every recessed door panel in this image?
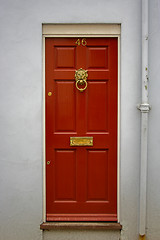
[45,37,118,221]
[87,81,108,132]
[54,150,76,201]
[87,47,108,69]
[87,150,108,201]
[55,47,76,68]
[55,81,76,132]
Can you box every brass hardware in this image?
[75,38,87,46]
[81,38,87,46]
[48,92,52,96]
[139,235,146,240]
[75,39,81,46]
[47,161,51,165]
[70,137,93,146]
[76,80,87,92]
[75,68,88,92]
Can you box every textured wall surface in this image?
[147,0,160,239]
[0,0,159,240]
[43,230,120,240]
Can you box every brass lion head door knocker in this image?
[75,68,88,92]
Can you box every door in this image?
[45,37,118,221]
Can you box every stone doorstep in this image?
[40,222,122,230]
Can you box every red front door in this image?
[45,37,118,221]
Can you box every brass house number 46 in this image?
[75,38,87,46]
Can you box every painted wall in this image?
[147,0,160,239]
[0,0,159,239]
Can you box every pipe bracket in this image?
[137,103,151,113]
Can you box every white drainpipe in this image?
[137,0,151,238]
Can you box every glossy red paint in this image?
[45,38,118,221]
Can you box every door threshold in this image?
[40,222,122,230]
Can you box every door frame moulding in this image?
[42,24,121,223]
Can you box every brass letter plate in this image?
[70,137,93,146]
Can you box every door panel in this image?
[55,81,76,132]
[87,150,108,201]
[45,37,118,221]
[87,81,108,132]
[87,47,108,69]
[54,150,76,201]
[55,47,76,68]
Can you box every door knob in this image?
[48,92,52,96]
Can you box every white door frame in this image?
[42,24,121,222]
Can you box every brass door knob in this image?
[48,92,52,96]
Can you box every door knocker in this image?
[75,68,88,92]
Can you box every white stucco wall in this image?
[0,0,159,240]
[147,0,160,239]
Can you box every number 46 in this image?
[75,38,87,46]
